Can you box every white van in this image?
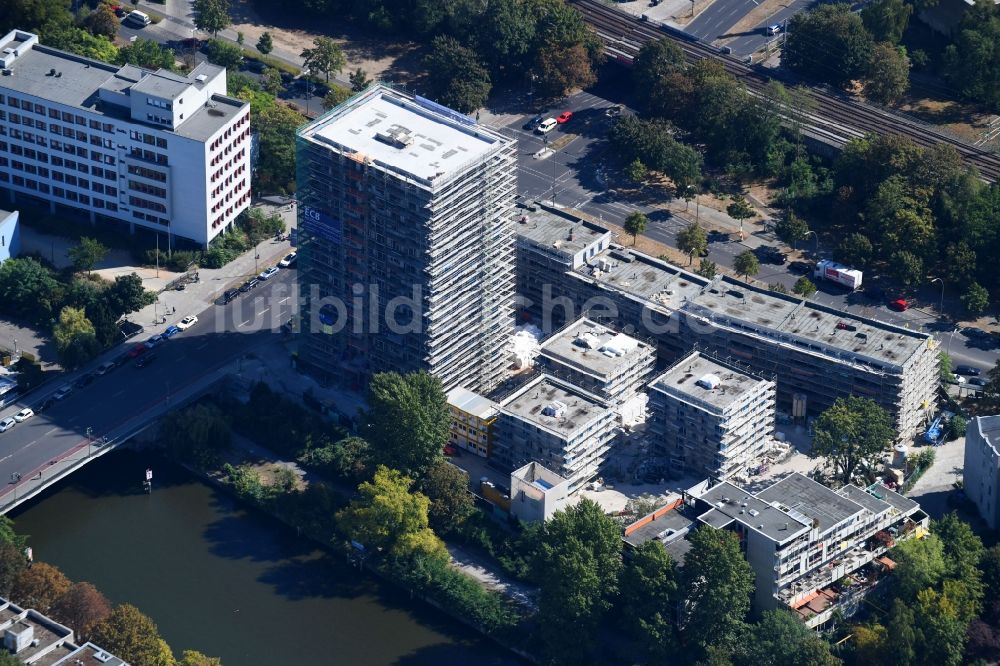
[127,10,151,26]
[535,118,558,135]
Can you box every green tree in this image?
[681,527,754,653]
[865,43,910,104]
[424,36,491,114]
[962,282,990,315]
[737,610,841,666]
[939,351,956,383]
[82,4,119,39]
[420,459,474,535]
[239,90,303,193]
[51,582,112,641]
[943,241,977,286]
[934,512,985,581]
[0,517,27,551]
[299,436,372,480]
[321,84,352,110]
[726,195,756,224]
[178,652,222,666]
[632,38,687,116]
[774,212,810,248]
[45,26,119,63]
[0,542,27,599]
[677,222,708,265]
[193,0,230,37]
[811,395,893,485]
[625,158,648,184]
[301,36,346,83]
[90,604,172,666]
[68,237,108,274]
[947,416,966,443]
[349,67,371,92]
[889,250,924,287]
[915,587,968,666]
[256,31,273,58]
[160,403,232,468]
[236,31,244,46]
[986,359,1000,400]
[793,276,817,297]
[533,42,599,100]
[12,562,71,614]
[0,651,22,666]
[205,38,244,69]
[53,306,101,369]
[623,211,648,246]
[884,600,919,666]
[336,466,447,561]
[837,232,873,267]
[117,38,176,70]
[893,533,947,600]
[734,250,760,280]
[861,0,912,43]
[261,67,283,95]
[0,257,63,325]
[943,0,1000,110]
[784,3,875,87]
[769,282,789,294]
[609,116,703,188]
[696,258,717,278]
[533,499,623,664]
[618,541,679,662]
[106,273,156,318]
[364,371,449,477]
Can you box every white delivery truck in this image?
[814,259,863,290]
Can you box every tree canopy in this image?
[301,36,346,82]
[364,371,449,477]
[784,4,875,87]
[424,36,491,114]
[90,604,173,666]
[618,541,679,662]
[811,395,894,484]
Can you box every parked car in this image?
[556,111,573,124]
[0,417,14,433]
[945,374,966,385]
[605,104,623,117]
[95,361,116,375]
[177,315,198,330]
[888,298,908,311]
[239,278,259,293]
[522,115,544,131]
[756,246,787,265]
[223,289,239,304]
[13,408,33,423]
[53,385,73,400]
[73,372,94,388]
[135,353,157,369]
[967,377,988,387]
[163,325,181,339]
[278,252,297,268]
[955,365,982,376]
[127,343,147,359]
[535,118,558,134]
[144,334,164,349]
[259,266,280,281]
[766,24,782,35]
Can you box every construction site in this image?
[516,201,939,440]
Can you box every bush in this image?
[947,415,967,441]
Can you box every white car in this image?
[259,266,280,280]
[13,408,33,423]
[177,315,198,330]
[535,118,558,134]
[278,252,297,268]
[0,417,15,433]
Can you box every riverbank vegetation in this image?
[0,517,221,665]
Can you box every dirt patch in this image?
[229,0,423,82]
[896,94,997,146]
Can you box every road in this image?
[685,0,808,56]
[0,270,297,496]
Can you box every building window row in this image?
[132,210,169,226]
[129,130,168,149]
[210,128,250,166]
[211,191,250,229]
[129,148,168,165]
[127,164,167,183]
[128,180,167,199]
[146,113,170,125]
[129,195,167,214]
[146,98,172,111]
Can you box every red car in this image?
[556,111,573,124]
[889,298,909,312]
[126,343,147,359]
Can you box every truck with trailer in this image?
[814,260,863,290]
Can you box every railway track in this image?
[569,0,1000,181]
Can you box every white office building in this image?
[0,29,251,246]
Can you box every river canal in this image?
[11,450,520,665]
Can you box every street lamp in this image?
[86,426,92,457]
[929,277,945,318]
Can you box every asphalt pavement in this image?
[0,269,298,504]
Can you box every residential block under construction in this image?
[295,85,517,393]
[515,201,938,440]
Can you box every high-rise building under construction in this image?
[295,85,516,392]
